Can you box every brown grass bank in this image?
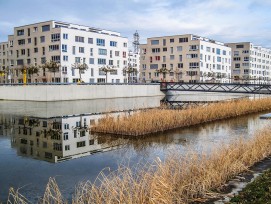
[91,98,271,136]
[8,127,271,203]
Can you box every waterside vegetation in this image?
[7,127,271,203]
[91,98,271,136]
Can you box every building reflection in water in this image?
[3,114,129,163]
[0,96,163,163]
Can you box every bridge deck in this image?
[160,82,271,94]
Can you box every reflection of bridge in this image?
[161,82,271,94]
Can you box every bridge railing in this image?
[160,82,271,94]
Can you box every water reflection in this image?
[0,96,270,202]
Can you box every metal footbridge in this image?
[160,82,271,95]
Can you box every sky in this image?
[1,0,271,48]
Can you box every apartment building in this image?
[124,50,140,83]
[140,34,231,83]
[0,20,128,83]
[226,42,271,83]
[0,41,10,83]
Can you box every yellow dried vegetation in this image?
[91,98,271,136]
[7,127,271,204]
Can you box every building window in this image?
[110,41,117,47]
[17,29,24,36]
[179,37,188,43]
[189,45,198,51]
[98,48,107,55]
[40,36,45,43]
[235,63,240,68]
[88,38,93,44]
[89,58,94,64]
[123,42,127,47]
[63,33,68,39]
[63,55,68,61]
[170,38,174,43]
[65,145,70,151]
[176,46,182,52]
[90,48,93,56]
[79,47,85,53]
[34,47,38,53]
[77,141,86,148]
[75,36,84,43]
[97,38,105,46]
[49,45,59,51]
[186,54,198,59]
[151,40,159,45]
[75,57,81,63]
[98,58,106,65]
[42,25,50,32]
[152,48,160,53]
[51,55,60,62]
[216,48,221,55]
[51,33,60,42]
[18,39,25,45]
[150,64,158,69]
[62,44,67,52]
[63,132,69,140]
[189,62,199,68]
[236,44,244,49]
[178,63,183,68]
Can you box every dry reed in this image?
[7,127,271,203]
[72,127,271,203]
[91,98,271,136]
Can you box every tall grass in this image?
[92,98,271,136]
[7,127,271,203]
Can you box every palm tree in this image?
[156,67,170,82]
[100,65,116,83]
[72,62,89,83]
[41,60,60,83]
[123,65,138,83]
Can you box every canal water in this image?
[0,94,270,202]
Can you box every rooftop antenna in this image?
[133,30,140,54]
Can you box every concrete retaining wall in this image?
[0,84,164,101]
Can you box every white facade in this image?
[140,34,232,83]
[125,50,140,83]
[0,20,129,83]
[226,42,271,83]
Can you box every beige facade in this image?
[140,34,231,83]
[226,42,271,83]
